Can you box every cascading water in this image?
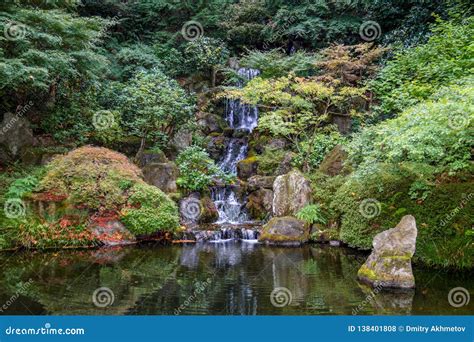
[212,68,260,225]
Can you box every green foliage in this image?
[372,17,474,116]
[0,3,111,113]
[184,37,229,74]
[349,80,474,174]
[121,183,179,236]
[176,146,230,192]
[5,175,39,199]
[326,163,474,269]
[293,130,346,172]
[296,204,326,225]
[113,44,163,81]
[256,146,286,176]
[120,69,194,153]
[240,49,316,78]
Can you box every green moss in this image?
[323,162,474,269]
[239,156,258,164]
[357,264,378,281]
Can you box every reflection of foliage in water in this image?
[0,244,472,315]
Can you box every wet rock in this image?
[207,134,226,160]
[267,138,288,150]
[138,150,168,167]
[197,113,226,134]
[198,196,219,224]
[180,193,218,225]
[319,145,348,176]
[272,169,311,217]
[237,156,258,180]
[259,216,309,246]
[357,215,417,289]
[142,162,178,193]
[246,188,273,220]
[247,175,275,191]
[276,151,296,175]
[233,128,250,138]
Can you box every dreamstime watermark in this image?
[352,282,387,315]
[440,192,473,227]
[448,287,470,308]
[174,276,213,315]
[270,287,293,307]
[359,21,381,42]
[0,278,33,313]
[4,198,27,219]
[181,20,204,41]
[448,112,470,130]
[5,323,85,336]
[3,20,27,41]
[359,198,381,219]
[92,110,116,130]
[0,101,34,137]
[180,197,202,221]
[92,287,114,308]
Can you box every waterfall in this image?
[212,68,260,224]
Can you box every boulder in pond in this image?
[272,169,311,217]
[259,216,309,246]
[357,215,417,289]
[142,162,178,193]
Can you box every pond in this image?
[0,241,472,315]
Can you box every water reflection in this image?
[0,242,472,315]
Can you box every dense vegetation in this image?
[0,0,472,269]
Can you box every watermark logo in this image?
[92,287,114,308]
[448,287,470,308]
[359,198,381,219]
[92,110,116,130]
[181,21,204,41]
[270,287,293,307]
[448,113,470,130]
[4,21,27,41]
[359,21,381,42]
[180,197,201,221]
[4,198,26,219]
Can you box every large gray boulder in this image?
[259,216,309,246]
[247,175,275,191]
[142,162,178,193]
[357,215,418,289]
[272,169,311,217]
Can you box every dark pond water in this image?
[0,241,472,315]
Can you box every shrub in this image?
[120,183,179,236]
[329,163,473,269]
[39,146,142,210]
[349,80,474,174]
[296,204,326,225]
[176,146,230,192]
[372,17,474,116]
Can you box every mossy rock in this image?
[237,156,258,180]
[259,216,309,246]
[13,146,179,249]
